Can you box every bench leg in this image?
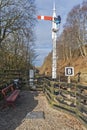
[2,102,15,109]
[7,102,15,108]
[2,103,8,109]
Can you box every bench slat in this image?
[1,84,20,108]
[6,90,20,102]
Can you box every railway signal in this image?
[37,4,61,79]
[37,16,53,21]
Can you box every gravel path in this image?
[0,91,86,130]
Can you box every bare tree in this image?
[0,0,36,44]
[65,2,87,57]
[0,0,37,70]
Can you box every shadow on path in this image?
[0,91,38,130]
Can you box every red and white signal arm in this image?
[65,67,74,76]
[37,16,53,21]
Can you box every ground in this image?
[0,91,86,130]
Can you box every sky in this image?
[35,0,84,66]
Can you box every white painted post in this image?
[52,3,58,79]
[68,76,71,83]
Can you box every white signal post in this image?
[52,4,58,79]
[37,3,61,79]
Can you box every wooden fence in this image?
[42,78,87,128]
[0,69,29,89]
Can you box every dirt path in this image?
[15,91,86,130]
[0,91,86,130]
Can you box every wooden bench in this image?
[1,84,20,108]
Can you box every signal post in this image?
[37,4,61,79]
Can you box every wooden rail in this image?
[42,78,87,128]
